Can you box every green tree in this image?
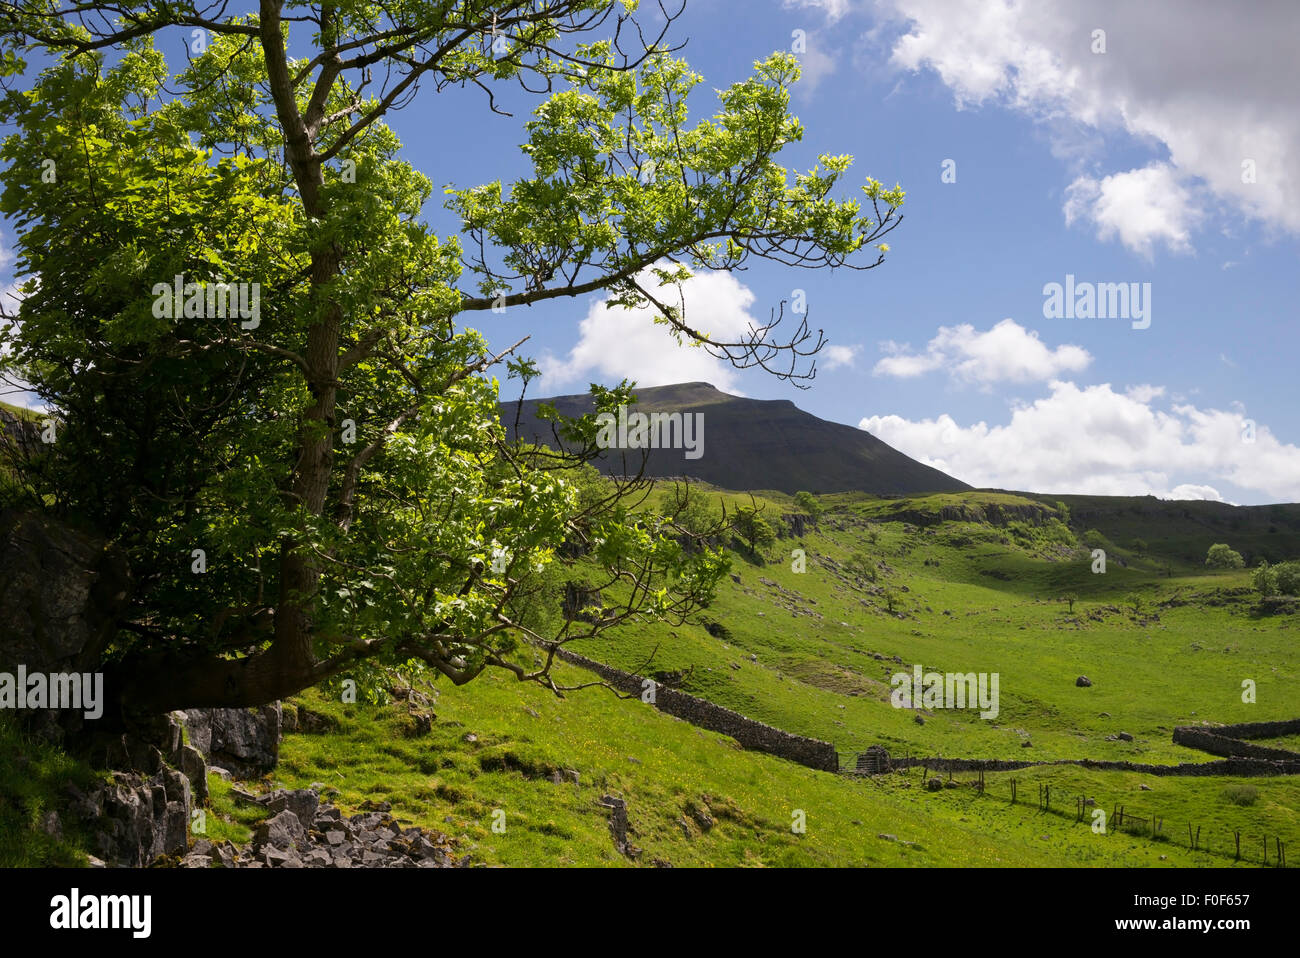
[0,2,903,715]
[1205,543,1245,570]
[1252,560,1277,597]
[846,549,876,581]
[793,490,822,522]
[1062,592,1077,613]
[1274,561,1300,596]
[732,504,776,558]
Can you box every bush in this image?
[1253,561,1278,597]
[1221,784,1258,807]
[846,550,876,581]
[1205,543,1245,569]
[1082,529,1109,550]
[1274,560,1300,596]
[793,490,822,521]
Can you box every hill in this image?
[502,381,969,495]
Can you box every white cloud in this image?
[1063,164,1198,257]
[872,319,1091,386]
[822,343,860,369]
[1166,484,1224,502]
[859,380,1300,502]
[1124,384,1164,403]
[540,268,758,392]
[794,36,838,98]
[880,0,1300,247]
[783,0,855,23]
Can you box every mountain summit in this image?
[503,382,969,495]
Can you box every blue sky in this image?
[3,0,1298,504]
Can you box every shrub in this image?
[1252,561,1278,597]
[1082,529,1109,550]
[1205,543,1245,569]
[1274,560,1300,596]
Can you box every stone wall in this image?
[1171,725,1300,761]
[1209,717,1300,740]
[554,648,839,772]
[873,755,1300,777]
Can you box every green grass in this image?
[0,399,40,421]
[0,715,103,866]
[8,485,1296,868]
[263,675,1231,867]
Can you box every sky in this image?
[3,0,1298,504]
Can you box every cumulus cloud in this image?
[859,380,1300,502]
[1063,164,1199,257]
[539,269,759,393]
[822,343,861,369]
[872,319,1091,386]
[880,0,1300,250]
[783,0,855,23]
[1167,484,1224,502]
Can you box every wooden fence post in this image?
[1235,831,1241,861]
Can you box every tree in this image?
[0,2,905,716]
[1252,561,1277,597]
[732,504,776,558]
[1274,561,1300,596]
[1062,592,1077,613]
[793,490,822,522]
[846,549,875,581]
[1205,543,1245,570]
[1129,538,1148,556]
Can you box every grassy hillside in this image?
[5,484,1296,867]
[229,486,1299,867]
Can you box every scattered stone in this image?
[1139,783,1152,791]
[914,714,925,725]
[1117,731,1134,742]
[1021,740,1032,747]
[1076,676,1092,687]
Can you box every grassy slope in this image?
[4,487,1296,867]
[258,488,1297,867]
[0,399,40,420]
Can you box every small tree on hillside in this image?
[846,549,876,582]
[1274,561,1300,596]
[1252,560,1278,597]
[733,505,776,558]
[793,490,822,522]
[1206,543,1246,569]
[1062,592,1078,613]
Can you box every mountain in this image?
[501,381,969,495]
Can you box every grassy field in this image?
[4,485,1296,867]
[234,487,1299,867]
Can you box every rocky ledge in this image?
[174,788,465,869]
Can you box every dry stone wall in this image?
[554,648,839,772]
